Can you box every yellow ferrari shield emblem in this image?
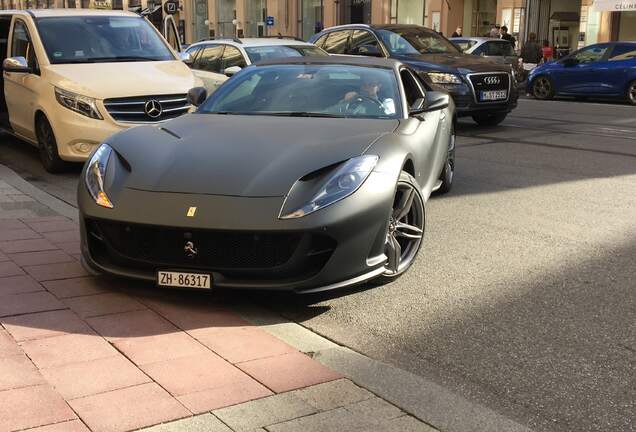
[186,207,197,217]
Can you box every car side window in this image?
[573,45,608,64]
[221,45,247,70]
[400,69,424,109]
[11,19,38,71]
[185,46,202,64]
[349,30,380,55]
[488,41,515,56]
[472,44,486,56]
[313,33,328,48]
[608,44,636,62]
[192,44,224,73]
[323,31,351,54]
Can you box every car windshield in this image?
[199,64,401,119]
[37,16,174,64]
[244,45,327,62]
[378,28,460,55]
[452,39,477,52]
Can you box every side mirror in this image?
[223,65,242,77]
[3,56,30,73]
[409,92,449,115]
[187,86,207,107]
[408,97,427,115]
[179,52,193,65]
[353,44,383,57]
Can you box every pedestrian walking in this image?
[499,25,516,48]
[451,27,463,37]
[520,32,542,64]
[542,40,553,62]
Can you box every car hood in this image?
[110,114,399,197]
[395,53,512,74]
[45,61,200,100]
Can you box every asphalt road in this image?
[1,99,634,432]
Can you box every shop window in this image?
[323,30,350,54]
[298,0,323,40]
[390,0,423,26]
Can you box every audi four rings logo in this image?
[144,100,163,118]
[484,76,501,85]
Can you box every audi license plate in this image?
[157,271,211,289]
[480,90,508,101]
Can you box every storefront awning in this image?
[593,0,636,11]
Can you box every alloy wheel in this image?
[38,120,55,162]
[383,180,425,277]
[534,77,552,99]
[629,82,636,105]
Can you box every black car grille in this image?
[85,219,336,278]
[468,73,510,103]
[103,94,190,123]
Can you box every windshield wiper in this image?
[260,112,344,118]
[89,56,161,63]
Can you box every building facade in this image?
[0,0,633,46]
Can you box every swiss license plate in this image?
[480,90,508,101]
[157,271,211,289]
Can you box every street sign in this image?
[266,16,274,26]
[164,0,178,14]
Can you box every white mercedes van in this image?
[0,9,201,172]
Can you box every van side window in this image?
[11,20,38,71]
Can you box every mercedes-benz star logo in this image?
[144,99,163,119]
[484,76,501,85]
[184,241,198,259]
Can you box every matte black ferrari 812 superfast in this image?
[78,57,456,293]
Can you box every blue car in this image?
[527,42,636,105]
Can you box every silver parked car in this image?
[451,37,523,80]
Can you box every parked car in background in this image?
[528,42,636,105]
[311,24,517,126]
[78,57,456,291]
[184,37,328,93]
[451,37,524,81]
[0,9,199,173]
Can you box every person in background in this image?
[500,25,516,48]
[488,25,500,38]
[452,27,463,37]
[521,32,542,65]
[542,40,553,62]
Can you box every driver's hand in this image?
[343,91,358,102]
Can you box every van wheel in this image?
[36,116,67,173]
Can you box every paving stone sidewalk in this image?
[0,174,438,432]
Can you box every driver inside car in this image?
[330,79,394,116]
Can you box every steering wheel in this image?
[345,95,384,113]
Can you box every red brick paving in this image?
[0,291,64,318]
[64,292,146,319]
[21,333,118,369]
[0,354,45,391]
[43,277,109,299]
[69,383,190,432]
[24,261,89,282]
[0,384,77,432]
[22,419,90,432]
[237,351,343,393]
[0,261,25,277]
[196,326,297,364]
[9,250,76,267]
[0,238,58,254]
[40,356,150,400]
[0,222,344,432]
[2,309,93,342]
[0,274,44,296]
[86,309,178,342]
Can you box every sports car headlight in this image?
[85,143,113,208]
[55,87,103,120]
[427,72,463,84]
[280,155,378,219]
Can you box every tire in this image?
[436,124,455,195]
[375,171,425,283]
[627,80,636,106]
[36,115,67,173]
[532,75,554,100]
[472,112,507,127]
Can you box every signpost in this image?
[164,0,178,14]
[266,16,274,26]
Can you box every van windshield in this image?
[37,16,174,64]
